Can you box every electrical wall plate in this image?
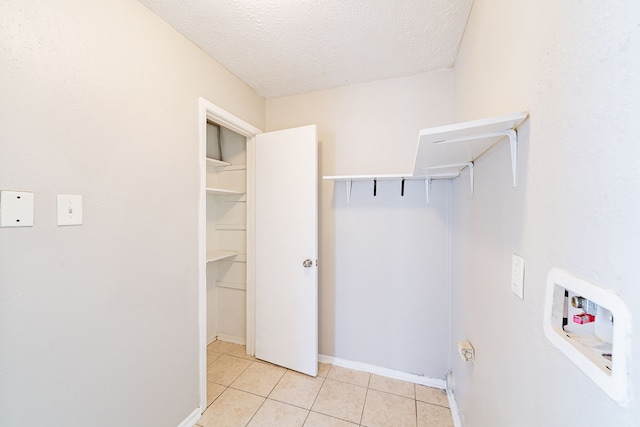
[511,254,525,299]
[0,191,34,227]
[543,268,631,405]
[57,194,83,226]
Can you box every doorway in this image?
[198,98,261,412]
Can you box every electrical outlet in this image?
[457,341,475,362]
[511,254,525,299]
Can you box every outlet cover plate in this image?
[0,191,34,227]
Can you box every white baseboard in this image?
[446,371,462,427]
[318,354,446,389]
[208,334,246,346]
[177,407,201,427]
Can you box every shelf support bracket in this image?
[345,180,352,203]
[425,178,432,204]
[504,129,518,189]
[467,162,475,198]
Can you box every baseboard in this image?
[177,407,201,427]
[208,334,246,346]
[446,371,462,427]
[318,354,447,389]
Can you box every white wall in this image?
[450,0,640,425]
[267,71,454,378]
[0,1,264,426]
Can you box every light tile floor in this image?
[197,341,454,427]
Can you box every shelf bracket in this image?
[504,129,518,188]
[425,178,432,204]
[467,162,475,198]
[345,180,352,203]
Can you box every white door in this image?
[255,125,318,376]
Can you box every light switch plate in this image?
[0,191,34,227]
[511,254,525,299]
[57,194,83,226]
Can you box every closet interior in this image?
[205,122,247,345]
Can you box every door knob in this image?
[303,259,313,268]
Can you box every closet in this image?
[205,122,247,345]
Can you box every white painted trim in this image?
[215,334,246,346]
[176,407,202,427]
[198,97,262,412]
[446,371,463,427]
[318,354,447,389]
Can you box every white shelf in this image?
[323,112,528,202]
[206,157,231,168]
[215,224,247,230]
[413,111,528,183]
[206,250,238,263]
[206,187,245,196]
[323,173,459,182]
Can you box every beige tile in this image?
[311,379,367,424]
[207,340,245,355]
[207,340,229,353]
[317,362,331,377]
[247,399,309,427]
[361,389,416,427]
[369,374,415,399]
[226,343,256,361]
[415,384,449,408]
[417,401,454,427]
[326,365,370,387]
[231,361,286,397]
[304,411,359,427]
[207,382,226,407]
[207,354,252,386]
[269,370,325,409]
[207,351,223,366]
[198,388,264,427]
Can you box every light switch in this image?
[0,191,34,227]
[57,194,83,226]
[511,254,525,299]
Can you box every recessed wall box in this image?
[543,268,631,405]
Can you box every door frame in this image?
[198,98,261,412]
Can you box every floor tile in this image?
[207,351,223,366]
[226,343,256,361]
[317,362,331,377]
[207,382,226,407]
[326,365,370,387]
[269,370,325,409]
[247,399,309,427]
[231,361,286,397]
[311,379,367,424]
[207,354,253,386]
[304,411,359,427]
[417,401,453,427]
[361,389,416,427]
[198,388,264,427]
[369,374,415,399]
[415,384,449,408]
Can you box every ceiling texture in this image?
[138,0,474,99]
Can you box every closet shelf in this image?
[323,111,528,203]
[206,158,231,168]
[206,250,238,263]
[215,224,247,230]
[206,187,245,196]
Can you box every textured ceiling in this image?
[138,0,473,98]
